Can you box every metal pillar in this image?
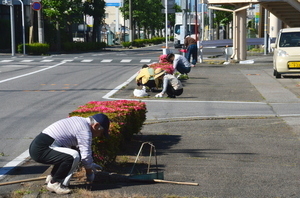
[10,4,15,56]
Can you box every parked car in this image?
[271,27,300,78]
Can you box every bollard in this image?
[225,45,229,62]
[199,46,203,63]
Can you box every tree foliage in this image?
[83,0,106,42]
[119,0,180,39]
[43,0,83,29]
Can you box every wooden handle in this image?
[129,178,199,186]
[153,179,199,186]
[0,176,47,186]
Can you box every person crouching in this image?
[154,68,183,98]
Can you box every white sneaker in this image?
[45,175,52,184]
[155,93,163,98]
[47,181,71,194]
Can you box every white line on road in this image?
[0,60,13,63]
[0,62,66,84]
[120,59,132,63]
[20,60,34,62]
[101,59,113,63]
[40,60,54,62]
[81,59,93,63]
[0,150,29,179]
[140,59,151,63]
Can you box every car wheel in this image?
[274,70,281,78]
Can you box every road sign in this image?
[2,0,12,6]
[32,2,41,11]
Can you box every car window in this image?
[279,32,300,47]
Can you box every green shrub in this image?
[132,39,145,47]
[122,41,131,48]
[17,43,50,55]
[151,37,164,44]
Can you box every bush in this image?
[69,100,147,166]
[122,41,131,48]
[151,37,165,44]
[18,43,50,55]
[132,39,145,47]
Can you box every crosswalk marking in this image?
[140,59,151,63]
[20,60,34,62]
[120,59,132,63]
[81,59,93,62]
[101,59,113,63]
[2,65,30,67]
[0,58,154,63]
[40,60,54,62]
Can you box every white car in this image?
[271,27,300,78]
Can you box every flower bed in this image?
[148,54,174,74]
[69,100,147,166]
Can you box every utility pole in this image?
[129,0,133,42]
[18,0,26,54]
[264,8,268,55]
[2,0,15,56]
[181,0,188,43]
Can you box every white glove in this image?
[155,93,163,98]
[92,163,103,172]
[86,172,95,183]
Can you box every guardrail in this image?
[197,37,275,63]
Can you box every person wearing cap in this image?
[29,113,110,194]
[184,35,198,67]
[166,53,192,78]
[154,68,183,98]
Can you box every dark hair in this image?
[166,53,174,62]
[142,64,149,68]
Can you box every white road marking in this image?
[0,62,66,84]
[140,59,151,63]
[81,59,93,62]
[0,60,13,63]
[120,59,132,63]
[101,59,113,63]
[0,150,29,179]
[20,60,34,62]
[40,60,54,62]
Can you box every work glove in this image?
[86,172,95,183]
[92,163,103,172]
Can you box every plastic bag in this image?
[133,88,149,97]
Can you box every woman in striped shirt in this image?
[29,113,110,194]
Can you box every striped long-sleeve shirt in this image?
[42,116,93,169]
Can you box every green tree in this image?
[214,5,234,39]
[120,0,166,39]
[83,0,106,42]
[43,0,83,51]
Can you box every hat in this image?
[154,68,166,79]
[92,113,110,138]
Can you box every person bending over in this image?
[29,113,110,194]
